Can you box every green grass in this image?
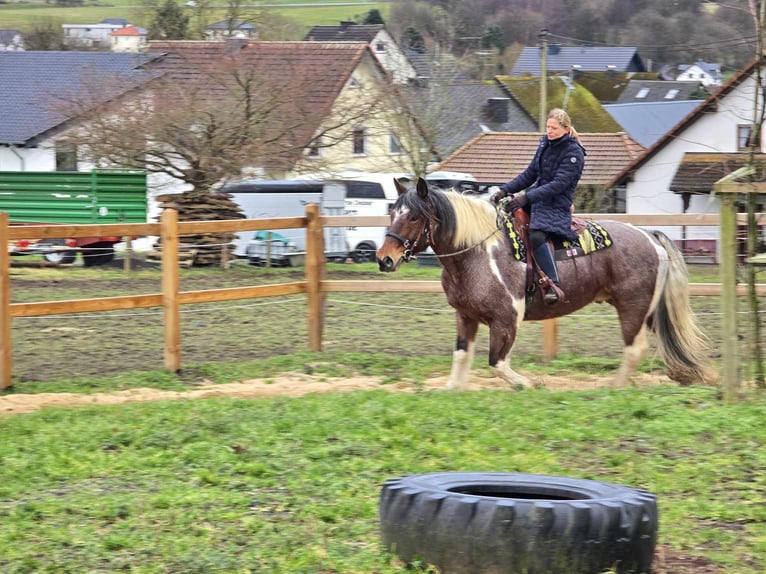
[0,385,764,572]
[0,0,391,35]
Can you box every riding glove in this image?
[506,191,528,212]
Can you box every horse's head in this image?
[376,177,434,272]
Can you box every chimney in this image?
[486,97,510,123]
[225,37,248,55]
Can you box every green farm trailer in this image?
[1,169,147,266]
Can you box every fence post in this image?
[305,204,325,351]
[719,192,740,400]
[542,320,557,362]
[162,209,181,373]
[0,212,12,389]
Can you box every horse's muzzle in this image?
[377,255,398,272]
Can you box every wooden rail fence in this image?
[1,208,764,389]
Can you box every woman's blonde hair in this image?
[548,108,580,141]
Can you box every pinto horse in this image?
[376,178,717,389]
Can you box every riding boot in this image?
[533,244,562,305]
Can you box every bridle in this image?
[384,217,431,262]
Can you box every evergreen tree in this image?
[363,9,385,25]
[149,0,190,40]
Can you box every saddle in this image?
[499,208,613,303]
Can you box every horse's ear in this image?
[394,178,408,196]
[416,177,429,200]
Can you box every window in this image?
[348,76,361,89]
[352,127,366,155]
[375,41,386,53]
[346,181,385,199]
[635,88,650,99]
[306,137,322,158]
[55,142,78,171]
[664,89,679,99]
[738,125,754,150]
[389,133,403,155]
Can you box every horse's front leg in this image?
[488,315,530,389]
[446,312,479,390]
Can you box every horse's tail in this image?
[649,231,718,386]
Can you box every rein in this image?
[385,208,502,261]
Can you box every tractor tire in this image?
[379,472,657,574]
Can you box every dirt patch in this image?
[0,371,673,415]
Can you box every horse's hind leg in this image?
[446,313,479,390]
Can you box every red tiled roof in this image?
[436,132,644,186]
[146,40,373,169]
[111,25,145,37]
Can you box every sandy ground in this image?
[0,371,673,415]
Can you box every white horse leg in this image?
[446,313,479,390]
[446,341,476,390]
[612,325,649,388]
[491,359,531,388]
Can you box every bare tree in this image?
[49,43,406,263]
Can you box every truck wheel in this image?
[379,472,657,574]
[83,246,115,267]
[43,251,77,265]
[352,242,376,263]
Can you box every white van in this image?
[295,170,413,263]
[218,179,348,264]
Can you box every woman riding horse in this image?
[492,108,586,305]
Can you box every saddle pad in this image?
[499,211,612,261]
[554,220,613,260]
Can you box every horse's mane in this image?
[447,192,500,248]
[396,186,499,249]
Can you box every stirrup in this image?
[544,288,559,305]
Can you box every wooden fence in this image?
[2,208,765,390]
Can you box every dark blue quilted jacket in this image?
[499,133,586,240]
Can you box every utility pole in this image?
[538,28,548,131]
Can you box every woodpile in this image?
[146,191,245,267]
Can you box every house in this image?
[436,132,644,211]
[0,29,24,51]
[614,80,706,104]
[304,21,416,84]
[0,51,162,172]
[605,58,766,255]
[572,71,660,103]
[402,82,538,158]
[604,80,707,147]
[603,100,702,147]
[511,45,647,76]
[111,25,148,53]
[62,18,131,49]
[675,60,723,87]
[205,19,256,41]
[146,39,428,180]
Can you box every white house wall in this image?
[626,74,759,245]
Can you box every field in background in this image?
[0,1,391,35]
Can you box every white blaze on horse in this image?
[376,177,717,390]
